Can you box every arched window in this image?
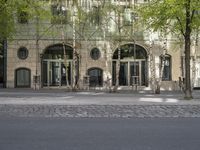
[112,44,147,60]
[160,54,172,81]
[15,68,31,87]
[88,68,103,87]
[42,44,73,86]
[112,44,148,86]
[43,44,73,60]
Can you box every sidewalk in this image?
[0,88,200,118]
[0,88,200,105]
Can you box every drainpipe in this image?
[35,13,40,90]
[3,40,7,88]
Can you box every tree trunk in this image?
[184,0,193,99]
[184,34,192,99]
[113,45,121,92]
[62,43,69,88]
[155,40,167,94]
[113,10,121,92]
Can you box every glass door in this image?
[50,62,60,86]
[42,61,48,86]
[88,68,103,87]
[130,62,140,85]
[61,62,71,86]
[141,61,147,86]
[112,60,147,86]
[119,62,128,85]
[42,60,72,87]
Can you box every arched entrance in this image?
[112,44,148,86]
[42,44,73,87]
[88,68,103,87]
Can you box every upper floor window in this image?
[123,6,139,26]
[123,7,133,26]
[89,6,101,26]
[51,4,67,24]
[160,54,172,81]
[18,10,28,24]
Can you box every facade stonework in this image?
[3,0,200,91]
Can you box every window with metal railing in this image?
[51,4,68,24]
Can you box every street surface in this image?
[0,117,200,150]
[0,89,200,149]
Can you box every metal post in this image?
[35,12,40,90]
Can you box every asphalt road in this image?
[0,117,200,150]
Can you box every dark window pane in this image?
[113,44,147,60]
[112,61,116,86]
[18,47,29,60]
[18,11,28,24]
[141,61,147,86]
[119,62,128,85]
[88,68,103,87]
[90,48,101,60]
[43,44,73,59]
[42,61,48,86]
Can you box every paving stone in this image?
[1,104,200,118]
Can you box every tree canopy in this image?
[139,0,200,35]
[139,0,200,99]
[0,0,49,40]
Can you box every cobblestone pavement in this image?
[0,89,200,118]
[1,104,200,118]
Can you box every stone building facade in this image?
[3,0,200,91]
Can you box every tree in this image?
[0,0,50,89]
[139,0,200,99]
[0,0,17,40]
[0,0,48,40]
